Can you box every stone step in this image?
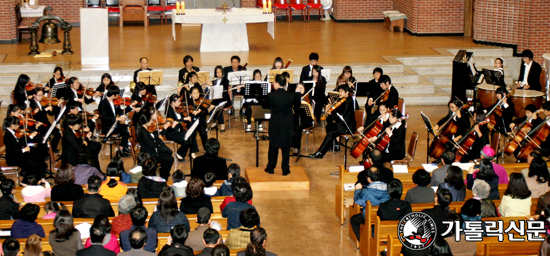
[425,75,515,87]
[446,48,515,58]
[410,66,453,76]
[396,56,454,66]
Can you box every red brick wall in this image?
[332,0,392,20]
[473,0,550,63]
[393,0,463,34]
[392,0,416,32]
[241,0,256,8]
[0,0,14,41]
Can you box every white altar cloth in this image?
[172,8,274,52]
[20,6,45,18]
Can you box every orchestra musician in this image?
[209,65,231,132]
[356,102,391,134]
[536,102,550,157]
[368,108,406,163]
[222,55,247,85]
[136,106,174,180]
[244,70,264,132]
[433,99,470,142]
[518,50,542,91]
[48,67,64,98]
[13,74,34,107]
[98,85,136,157]
[262,74,300,176]
[30,88,61,152]
[62,113,102,170]
[291,83,310,156]
[459,108,490,163]
[133,57,156,95]
[299,52,323,83]
[362,67,383,111]
[266,57,284,81]
[96,73,115,94]
[3,116,48,179]
[64,77,96,109]
[131,82,149,109]
[489,86,515,134]
[165,94,194,161]
[309,84,355,159]
[335,74,359,111]
[368,75,399,111]
[189,86,213,150]
[62,103,98,135]
[510,104,541,131]
[340,66,357,90]
[308,65,327,123]
[179,71,203,100]
[178,55,200,84]
[493,58,506,87]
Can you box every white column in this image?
[80,9,109,70]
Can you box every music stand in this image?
[52,82,65,98]
[267,69,293,83]
[138,70,164,86]
[228,71,249,86]
[293,101,315,162]
[244,82,270,133]
[336,113,356,170]
[207,101,227,139]
[196,71,210,85]
[251,105,270,167]
[321,69,332,83]
[421,111,436,163]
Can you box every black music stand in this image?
[244,82,270,133]
[293,102,315,162]
[421,111,436,163]
[207,101,227,139]
[336,113,356,170]
[250,105,270,167]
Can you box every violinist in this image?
[307,65,327,123]
[335,74,359,111]
[299,52,323,83]
[290,83,311,156]
[373,75,398,109]
[64,77,96,109]
[178,71,202,101]
[99,85,135,157]
[489,86,515,134]
[510,104,541,131]
[356,103,391,134]
[189,86,212,150]
[13,74,34,107]
[62,114,102,170]
[458,108,490,163]
[7,104,41,130]
[210,65,231,132]
[222,55,247,83]
[244,70,264,132]
[340,66,357,90]
[368,108,406,163]
[3,116,47,179]
[165,94,194,161]
[363,67,383,114]
[131,82,149,109]
[96,73,115,94]
[31,89,61,152]
[309,84,355,159]
[62,103,98,135]
[48,67,65,98]
[136,106,174,180]
[434,99,470,142]
[178,55,200,84]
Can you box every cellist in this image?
[368,108,406,163]
[434,99,470,142]
[458,108,490,163]
[489,86,515,134]
[356,103,391,134]
[535,102,550,157]
[510,104,542,132]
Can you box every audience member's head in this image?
[212,244,230,256]
[44,201,67,215]
[472,179,490,199]
[24,234,42,256]
[369,149,383,165]
[441,151,456,165]
[137,152,151,167]
[118,195,137,215]
[387,179,403,199]
[240,208,260,229]
[205,138,221,155]
[412,169,431,187]
[429,235,452,256]
[20,203,40,223]
[480,145,495,160]
[129,227,148,249]
[53,210,76,242]
[366,166,382,183]
[445,212,462,236]
[461,199,481,217]
[2,238,20,256]
[126,188,143,206]
[87,175,102,193]
[356,170,369,187]
[203,228,220,248]
[172,170,185,183]
[24,174,41,186]
[130,206,148,227]
[158,190,178,222]
[170,224,189,244]
[204,173,216,187]
[528,156,550,184]
[1,179,15,197]
[54,164,75,185]
[106,162,121,188]
[142,159,159,177]
[445,166,465,191]
[436,189,452,207]
[234,182,253,203]
[90,224,107,244]
[246,227,269,256]
[505,173,532,199]
[92,214,112,233]
[228,163,241,179]
[186,177,205,199]
[477,159,498,181]
[197,207,211,225]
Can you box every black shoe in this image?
[282,169,290,176]
[309,152,323,159]
[220,129,226,133]
[334,145,341,152]
[178,157,186,162]
[123,147,132,154]
[119,151,131,158]
[264,168,274,174]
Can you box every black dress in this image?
[317,97,356,155]
[136,126,174,180]
[381,121,407,163]
[210,77,232,125]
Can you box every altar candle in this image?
[262,0,267,12]
[182,1,185,14]
[176,1,180,13]
[268,0,272,13]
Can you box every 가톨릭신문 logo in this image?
[398,212,437,250]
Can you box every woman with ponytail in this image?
[99,162,128,201]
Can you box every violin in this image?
[25,82,46,91]
[84,88,103,97]
[195,97,211,108]
[74,129,92,138]
[18,116,44,128]
[40,97,59,107]
[56,76,65,83]
[14,129,39,139]
[145,116,168,133]
[113,96,133,106]
[320,97,347,121]
[142,93,157,104]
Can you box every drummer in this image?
[510,104,542,132]
[433,99,470,142]
[517,49,542,91]
[494,58,506,87]
[489,86,515,134]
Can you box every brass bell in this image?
[39,20,61,44]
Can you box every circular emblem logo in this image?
[397,212,437,250]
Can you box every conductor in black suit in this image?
[263,75,300,176]
[518,49,542,91]
[299,52,323,83]
[178,55,200,84]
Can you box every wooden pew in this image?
[156,230,230,252]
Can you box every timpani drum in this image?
[476,83,501,109]
[511,89,544,118]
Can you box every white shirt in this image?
[308,64,313,77]
[71,88,79,100]
[379,113,389,124]
[108,99,116,116]
[522,61,532,85]
[385,121,402,153]
[34,100,42,111]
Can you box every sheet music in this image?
[185,120,200,141]
[206,101,227,124]
[210,85,223,100]
[228,71,249,86]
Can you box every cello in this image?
[515,116,550,161]
[454,119,490,162]
[428,104,468,159]
[350,120,384,159]
[503,109,543,155]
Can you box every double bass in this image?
[428,105,469,159]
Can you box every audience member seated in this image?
[204,173,220,197]
[43,201,67,220]
[2,238,20,256]
[195,228,222,256]
[158,225,194,256]
[112,195,137,236]
[25,234,45,256]
[212,244,231,256]
[220,177,253,212]
[84,215,121,254]
[431,151,455,187]
[471,179,498,218]
[120,206,158,253]
[0,179,20,220]
[127,188,143,206]
[73,175,115,218]
[366,149,394,184]
[499,173,532,217]
[99,162,128,201]
[111,156,132,184]
[180,178,213,215]
[49,210,84,256]
[77,224,116,256]
[130,152,150,183]
[171,170,188,198]
[185,207,213,251]
[223,181,256,230]
[429,235,453,256]
[51,164,85,202]
[21,174,51,203]
[149,190,190,233]
[444,212,476,256]
[237,227,277,256]
[119,227,157,256]
[378,179,412,220]
[473,145,508,184]
[405,169,435,204]
[220,163,241,196]
[460,199,482,226]
[438,166,466,202]
[524,156,550,198]
[73,148,104,185]
[467,159,500,200]
[192,138,228,181]
[350,167,390,241]
[138,158,168,199]
[226,208,260,250]
[11,203,45,239]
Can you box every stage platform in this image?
[244,166,310,192]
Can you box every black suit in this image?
[98,98,131,149]
[381,121,407,163]
[134,68,157,95]
[192,153,228,180]
[178,66,200,83]
[299,65,323,84]
[222,65,247,82]
[3,129,46,177]
[489,100,515,134]
[62,128,101,170]
[64,88,94,110]
[30,100,61,151]
[318,97,356,155]
[380,85,399,109]
[13,84,30,107]
[77,245,116,256]
[137,126,174,180]
[518,61,542,91]
[165,106,194,158]
[263,88,300,171]
[72,194,115,219]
